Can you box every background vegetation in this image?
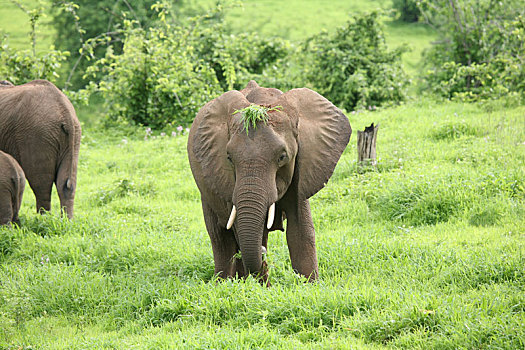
[1,0,524,348]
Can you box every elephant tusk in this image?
[267,203,275,230]
[261,246,267,255]
[226,205,236,229]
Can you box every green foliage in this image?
[303,11,410,111]
[48,0,162,89]
[0,37,68,84]
[83,3,290,128]
[421,0,525,101]
[192,22,290,91]
[392,0,421,22]
[233,104,282,134]
[0,1,68,85]
[83,18,221,128]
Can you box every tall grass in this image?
[1,97,523,348]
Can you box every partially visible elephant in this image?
[188,80,351,282]
[0,80,81,218]
[0,151,25,225]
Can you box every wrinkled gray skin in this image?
[0,80,81,218]
[188,81,352,282]
[0,151,25,225]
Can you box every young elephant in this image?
[188,81,352,282]
[0,80,81,218]
[0,151,25,225]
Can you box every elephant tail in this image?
[61,116,80,190]
[58,97,81,191]
[57,100,81,219]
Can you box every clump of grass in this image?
[92,178,156,206]
[233,104,282,134]
[430,121,481,140]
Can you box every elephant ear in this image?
[278,88,352,199]
[191,91,251,200]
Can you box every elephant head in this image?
[188,81,351,280]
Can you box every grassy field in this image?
[1,0,525,349]
[1,97,524,348]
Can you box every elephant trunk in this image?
[234,177,273,276]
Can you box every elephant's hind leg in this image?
[0,192,13,225]
[56,164,76,219]
[202,201,242,279]
[29,176,53,215]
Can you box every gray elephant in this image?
[0,151,25,225]
[0,80,81,218]
[188,81,351,282]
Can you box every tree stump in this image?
[357,123,379,165]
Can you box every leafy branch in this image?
[9,0,44,57]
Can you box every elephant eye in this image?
[227,153,233,164]
[278,152,288,164]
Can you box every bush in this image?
[192,26,290,91]
[303,11,409,111]
[420,0,525,101]
[0,37,68,85]
[0,2,68,85]
[49,0,167,89]
[84,3,290,128]
[392,0,421,22]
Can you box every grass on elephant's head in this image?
[233,104,282,134]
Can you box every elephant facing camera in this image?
[188,80,352,283]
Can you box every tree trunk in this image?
[357,123,379,165]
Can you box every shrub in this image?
[192,22,290,91]
[420,0,525,101]
[0,2,68,85]
[84,3,290,128]
[0,38,68,85]
[303,11,409,111]
[49,0,169,89]
[392,0,421,22]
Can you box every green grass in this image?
[1,97,524,348]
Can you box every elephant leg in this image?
[29,176,53,215]
[56,161,76,219]
[202,201,242,279]
[284,199,319,281]
[0,192,13,225]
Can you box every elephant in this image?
[0,80,81,219]
[0,151,25,225]
[188,80,351,282]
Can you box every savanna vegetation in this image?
[0,0,524,348]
